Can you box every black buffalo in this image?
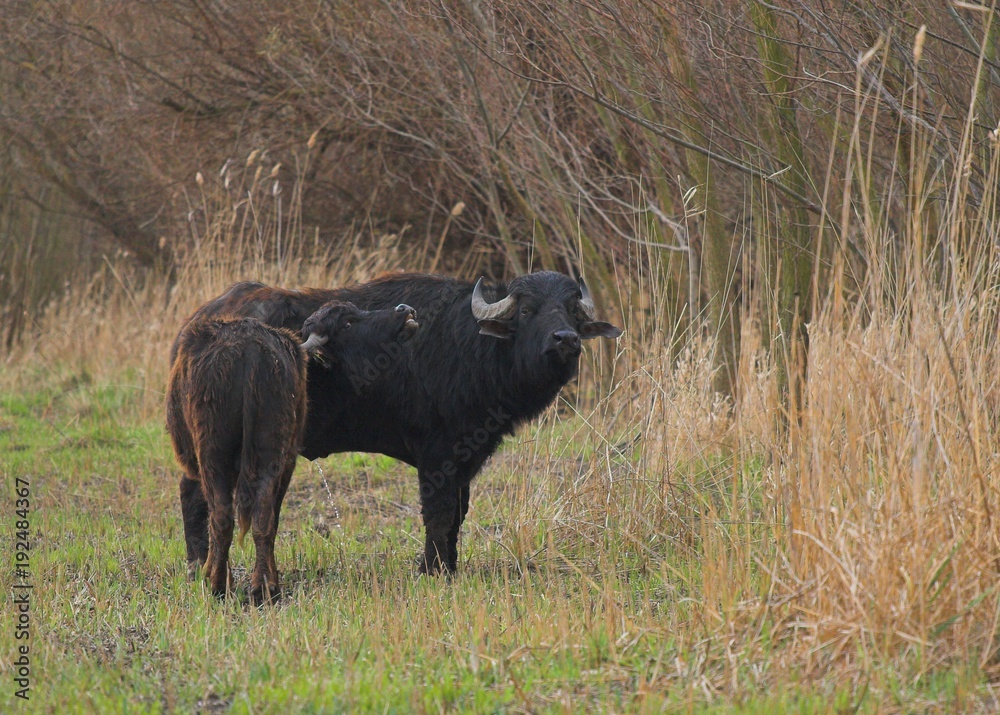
[178,271,621,573]
[167,302,418,602]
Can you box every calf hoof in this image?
[204,565,234,598]
[209,581,231,599]
[250,583,281,606]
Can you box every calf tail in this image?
[235,366,256,545]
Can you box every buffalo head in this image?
[470,271,622,367]
[301,301,419,359]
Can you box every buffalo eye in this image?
[520,306,531,317]
[343,320,353,330]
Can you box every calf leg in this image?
[200,461,236,598]
[249,503,279,605]
[249,455,295,605]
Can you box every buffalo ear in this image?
[477,319,515,339]
[580,321,622,339]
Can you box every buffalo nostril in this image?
[552,330,581,350]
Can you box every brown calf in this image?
[166,301,418,603]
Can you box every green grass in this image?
[0,380,994,713]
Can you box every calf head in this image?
[471,271,622,381]
[301,301,419,371]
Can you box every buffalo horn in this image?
[470,277,517,321]
[300,332,329,352]
[578,275,596,321]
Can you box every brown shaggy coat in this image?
[166,316,306,603]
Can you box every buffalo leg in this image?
[180,476,210,577]
[445,484,471,572]
[417,469,457,575]
[168,396,209,577]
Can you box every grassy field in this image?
[0,369,735,713]
[2,260,1000,713]
[0,377,977,714]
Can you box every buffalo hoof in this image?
[416,555,457,577]
[186,559,206,581]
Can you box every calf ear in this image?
[477,319,514,339]
[301,312,324,340]
[580,321,623,339]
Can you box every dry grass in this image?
[4,131,1000,711]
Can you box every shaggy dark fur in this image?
[166,302,418,602]
[176,272,621,574]
[166,317,305,604]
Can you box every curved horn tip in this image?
[471,277,517,321]
[577,275,596,320]
[300,333,329,352]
